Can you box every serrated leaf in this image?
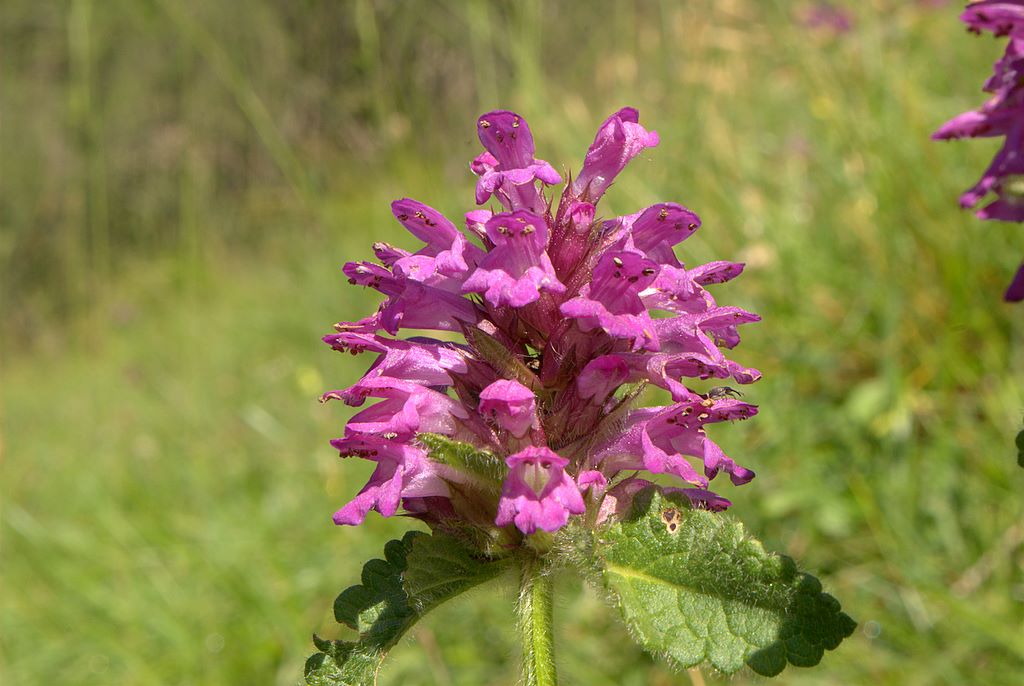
[591,488,855,677]
[418,433,506,487]
[403,530,512,608]
[305,531,510,686]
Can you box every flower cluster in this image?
[933,1,1024,301]
[321,109,761,538]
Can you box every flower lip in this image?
[391,198,461,248]
[591,251,660,301]
[627,202,702,254]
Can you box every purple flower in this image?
[322,332,468,389]
[560,251,660,351]
[472,111,562,214]
[495,447,585,534]
[593,395,758,488]
[572,108,659,202]
[479,379,539,438]
[391,198,484,278]
[329,437,451,525]
[322,108,760,536]
[935,4,1024,301]
[607,202,702,266]
[461,210,566,308]
[321,376,467,441]
[962,1,1024,36]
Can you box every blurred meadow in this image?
[2,0,1023,684]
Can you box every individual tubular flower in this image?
[559,251,660,351]
[390,198,485,279]
[495,447,585,534]
[322,332,468,389]
[322,107,761,535]
[472,111,562,214]
[329,437,452,525]
[461,210,566,308]
[934,2,1024,301]
[321,377,467,441]
[571,107,660,202]
[478,379,539,438]
[593,394,758,489]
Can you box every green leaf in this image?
[305,531,511,685]
[590,488,855,677]
[417,433,506,487]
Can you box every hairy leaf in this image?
[305,531,511,685]
[418,433,506,487]
[591,488,855,677]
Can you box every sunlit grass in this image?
[2,1,1023,684]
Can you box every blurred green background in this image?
[2,0,1022,684]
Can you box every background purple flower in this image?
[935,0,1024,301]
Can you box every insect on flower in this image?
[704,386,744,400]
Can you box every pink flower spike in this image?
[321,108,762,531]
[496,447,585,534]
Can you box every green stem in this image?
[517,554,558,686]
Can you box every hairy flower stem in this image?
[517,553,557,686]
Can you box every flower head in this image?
[935,1,1024,301]
[322,108,761,537]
